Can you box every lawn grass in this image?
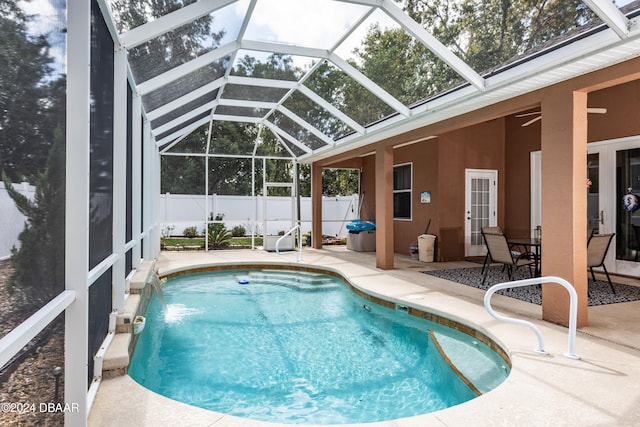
[162,236,263,247]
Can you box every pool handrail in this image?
[483,276,579,359]
[276,224,302,262]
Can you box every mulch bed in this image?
[0,259,64,426]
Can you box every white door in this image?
[465,169,498,257]
[588,138,640,277]
[532,138,640,276]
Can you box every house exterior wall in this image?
[360,155,376,223]
[588,79,640,142]
[504,115,541,239]
[393,140,439,257]
[358,120,504,260]
[437,119,506,261]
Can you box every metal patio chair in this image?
[481,230,535,286]
[587,233,616,294]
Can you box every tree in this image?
[160,53,310,195]
[111,0,225,82]
[352,25,454,105]
[322,169,360,197]
[3,130,65,305]
[0,1,56,182]
[405,0,594,75]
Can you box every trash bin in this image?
[409,245,419,260]
[347,230,376,252]
[418,234,436,262]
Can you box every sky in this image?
[232,0,398,67]
[18,0,67,78]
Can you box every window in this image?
[393,163,412,219]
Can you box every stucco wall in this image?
[437,119,506,260]
[588,79,640,142]
[359,120,504,260]
[393,140,439,256]
[360,155,376,223]
[504,114,541,238]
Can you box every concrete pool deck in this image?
[89,247,640,426]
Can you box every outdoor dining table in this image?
[508,237,542,277]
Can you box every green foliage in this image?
[0,4,64,183]
[111,0,224,81]
[162,236,263,248]
[322,169,360,197]
[183,226,199,238]
[161,155,205,194]
[231,225,246,237]
[208,213,231,248]
[405,0,595,75]
[2,130,65,304]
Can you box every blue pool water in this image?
[129,269,509,424]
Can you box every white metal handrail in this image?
[276,224,302,262]
[484,276,579,359]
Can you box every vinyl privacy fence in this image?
[159,193,360,238]
[1,182,36,260]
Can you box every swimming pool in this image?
[129,267,510,424]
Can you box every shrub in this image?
[208,213,231,248]
[231,225,246,237]
[183,226,198,238]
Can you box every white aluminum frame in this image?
[2,2,640,427]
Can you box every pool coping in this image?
[88,249,640,426]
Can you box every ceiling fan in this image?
[516,107,607,127]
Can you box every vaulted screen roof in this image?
[98,0,640,161]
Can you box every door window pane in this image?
[470,178,491,245]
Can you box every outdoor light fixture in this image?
[53,366,63,403]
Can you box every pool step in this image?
[247,270,338,290]
[428,330,509,395]
[101,261,156,380]
[102,332,131,380]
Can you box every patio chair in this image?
[480,227,503,275]
[587,233,616,294]
[481,230,535,286]
[480,227,527,274]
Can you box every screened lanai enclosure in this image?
[1,0,640,425]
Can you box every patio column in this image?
[311,162,323,249]
[376,145,394,269]
[540,91,589,327]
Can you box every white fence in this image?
[1,182,36,260]
[159,193,360,238]
[1,190,361,259]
